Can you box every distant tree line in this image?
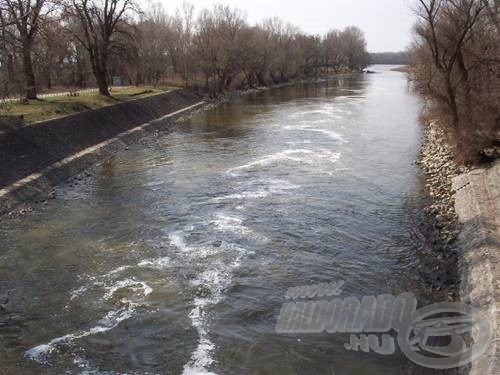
[0,1,369,100]
[369,51,410,65]
[411,0,499,164]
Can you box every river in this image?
[0,66,443,374]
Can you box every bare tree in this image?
[34,16,72,89]
[0,1,371,102]
[1,0,46,99]
[481,0,499,31]
[415,0,484,129]
[412,0,499,163]
[192,5,247,96]
[340,26,369,71]
[324,30,346,73]
[66,0,136,96]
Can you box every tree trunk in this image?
[94,68,110,96]
[444,72,459,129]
[456,49,474,127]
[256,72,266,87]
[46,69,52,90]
[224,76,232,90]
[22,48,37,100]
[5,53,14,96]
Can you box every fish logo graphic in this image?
[398,302,493,369]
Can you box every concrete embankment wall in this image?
[0,89,203,215]
[452,161,500,375]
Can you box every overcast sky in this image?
[145,0,416,52]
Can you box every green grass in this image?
[0,86,176,129]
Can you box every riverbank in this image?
[418,120,500,374]
[416,121,466,301]
[0,76,335,217]
[0,86,175,129]
[418,121,469,245]
[0,89,203,216]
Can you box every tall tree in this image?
[67,0,136,96]
[1,0,46,99]
[340,26,369,71]
[412,0,499,163]
[415,0,484,129]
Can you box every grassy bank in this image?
[0,86,176,129]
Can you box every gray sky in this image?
[149,0,416,52]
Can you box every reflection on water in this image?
[0,66,440,374]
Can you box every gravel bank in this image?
[418,121,469,245]
[416,121,472,300]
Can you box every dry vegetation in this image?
[411,0,500,165]
[0,0,369,105]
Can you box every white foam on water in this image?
[71,353,105,374]
[69,279,106,301]
[182,306,217,375]
[138,256,171,270]
[103,278,153,300]
[107,265,134,275]
[288,109,330,118]
[226,148,341,176]
[34,254,157,369]
[210,212,268,242]
[226,149,315,174]
[70,268,149,303]
[69,263,139,301]
[70,285,89,301]
[25,308,135,365]
[212,178,299,203]
[286,140,312,145]
[213,190,270,200]
[307,128,345,140]
[287,105,353,120]
[282,125,344,141]
[27,275,152,366]
[182,302,216,375]
[168,231,221,259]
[315,148,342,163]
[169,231,244,375]
[183,262,240,375]
[72,354,94,372]
[210,213,251,237]
[169,231,189,251]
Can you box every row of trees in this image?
[411,0,499,163]
[0,1,369,100]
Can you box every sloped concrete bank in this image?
[0,89,203,215]
[453,161,500,375]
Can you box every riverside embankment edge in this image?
[453,160,500,375]
[420,120,500,375]
[0,89,204,216]
[0,76,338,217]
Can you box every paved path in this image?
[0,86,131,103]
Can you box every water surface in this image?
[0,66,438,374]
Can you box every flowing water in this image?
[0,66,441,374]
